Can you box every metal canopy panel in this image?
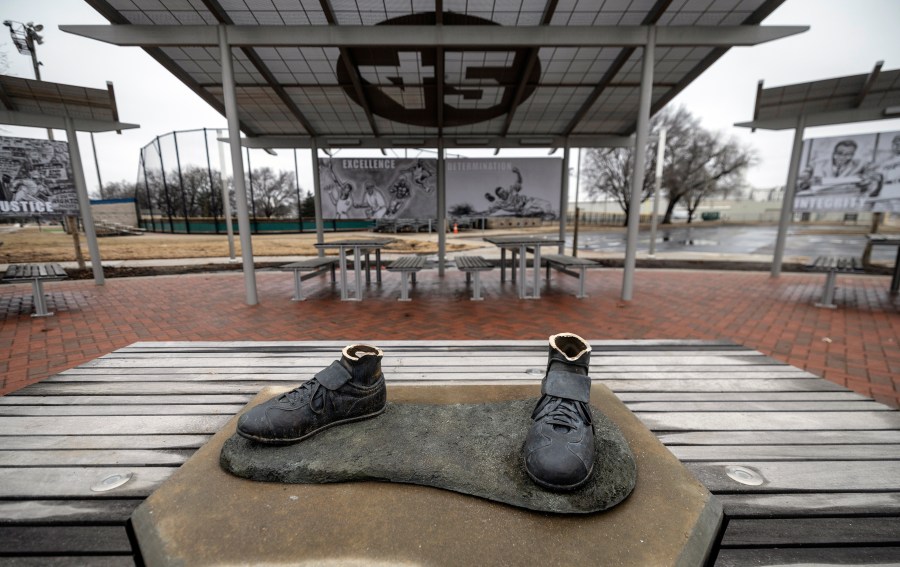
[0,75,118,122]
[86,0,788,144]
[746,67,900,129]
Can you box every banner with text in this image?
[0,136,78,217]
[446,158,561,220]
[318,157,437,219]
[795,131,900,213]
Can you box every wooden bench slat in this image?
[716,493,900,518]
[0,526,133,554]
[686,461,900,492]
[0,499,141,525]
[721,517,900,546]
[1,449,193,467]
[0,434,211,451]
[714,546,900,566]
[669,444,900,461]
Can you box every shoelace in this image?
[535,397,590,431]
[279,379,325,413]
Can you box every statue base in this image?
[132,384,722,566]
[221,396,636,514]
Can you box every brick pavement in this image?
[1,268,898,407]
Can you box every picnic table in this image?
[483,235,564,299]
[1,263,68,317]
[0,340,898,565]
[314,237,394,301]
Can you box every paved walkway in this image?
[2,267,898,407]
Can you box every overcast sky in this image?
[2,0,899,197]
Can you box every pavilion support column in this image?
[216,129,237,260]
[64,117,104,285]
[310,139,325,257]
[771,114,806,278]
[437,140,446,277]
[558,143,570,254]
[218,24,258,305]
[621,26,655,302]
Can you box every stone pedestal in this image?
[132,384,722,566]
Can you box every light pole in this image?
[3,20,53,140]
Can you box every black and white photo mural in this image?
[318,157,437,220]
[318,156,562,221]
[0,136,78,217]
[446,158,561,220]
[795,130,900,213]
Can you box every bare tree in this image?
[580,106,756,224]
[249,167,296,218]
[581,146,657,225]
[94,180,138,200]
[667,131,756,223]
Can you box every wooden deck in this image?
[1,340,898,565]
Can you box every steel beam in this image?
[771,114,806,278]
[64,117,105,285]
[0,111,138,132]
[230,134,633,149]
[735,107,892,131]
[219,25,259,305]
[61,24,808,48]
[621,27,655,302]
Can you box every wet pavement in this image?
[570,225,898,263]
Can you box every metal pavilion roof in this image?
[737,62,900,130]
[76,0,796,148]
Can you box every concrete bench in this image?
[280,258,338,301]
[542,254,599,299]
[454,255,494,301]
[387,255,426,301]
[807,255,863,309]
[2,263,68,317]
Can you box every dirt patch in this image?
[0,226,474,264]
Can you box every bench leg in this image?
[576,267,588,299]
[466,272,471,284]
[31,279,53,317]
[330,264,336,283]
[517,246,527,298]
[532,246,541,299]
[500,248,506,283]
[353,249,363,301]
[291,270,306,302]
[399,272,412,302]
[412,272,417,285]
[471,271,483,301]
[338,251,349,301]
[365,251,371,286]
[891,246,900,295]
[815,270,838,309]
[376,249,383,285]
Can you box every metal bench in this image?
[2,263,68,317]
[807,255,863,309]
[454,255,494,301]
[542,254,598,299]
[387,255,426,301]
[280,258,338,301]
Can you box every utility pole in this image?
[3,20,53,140]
